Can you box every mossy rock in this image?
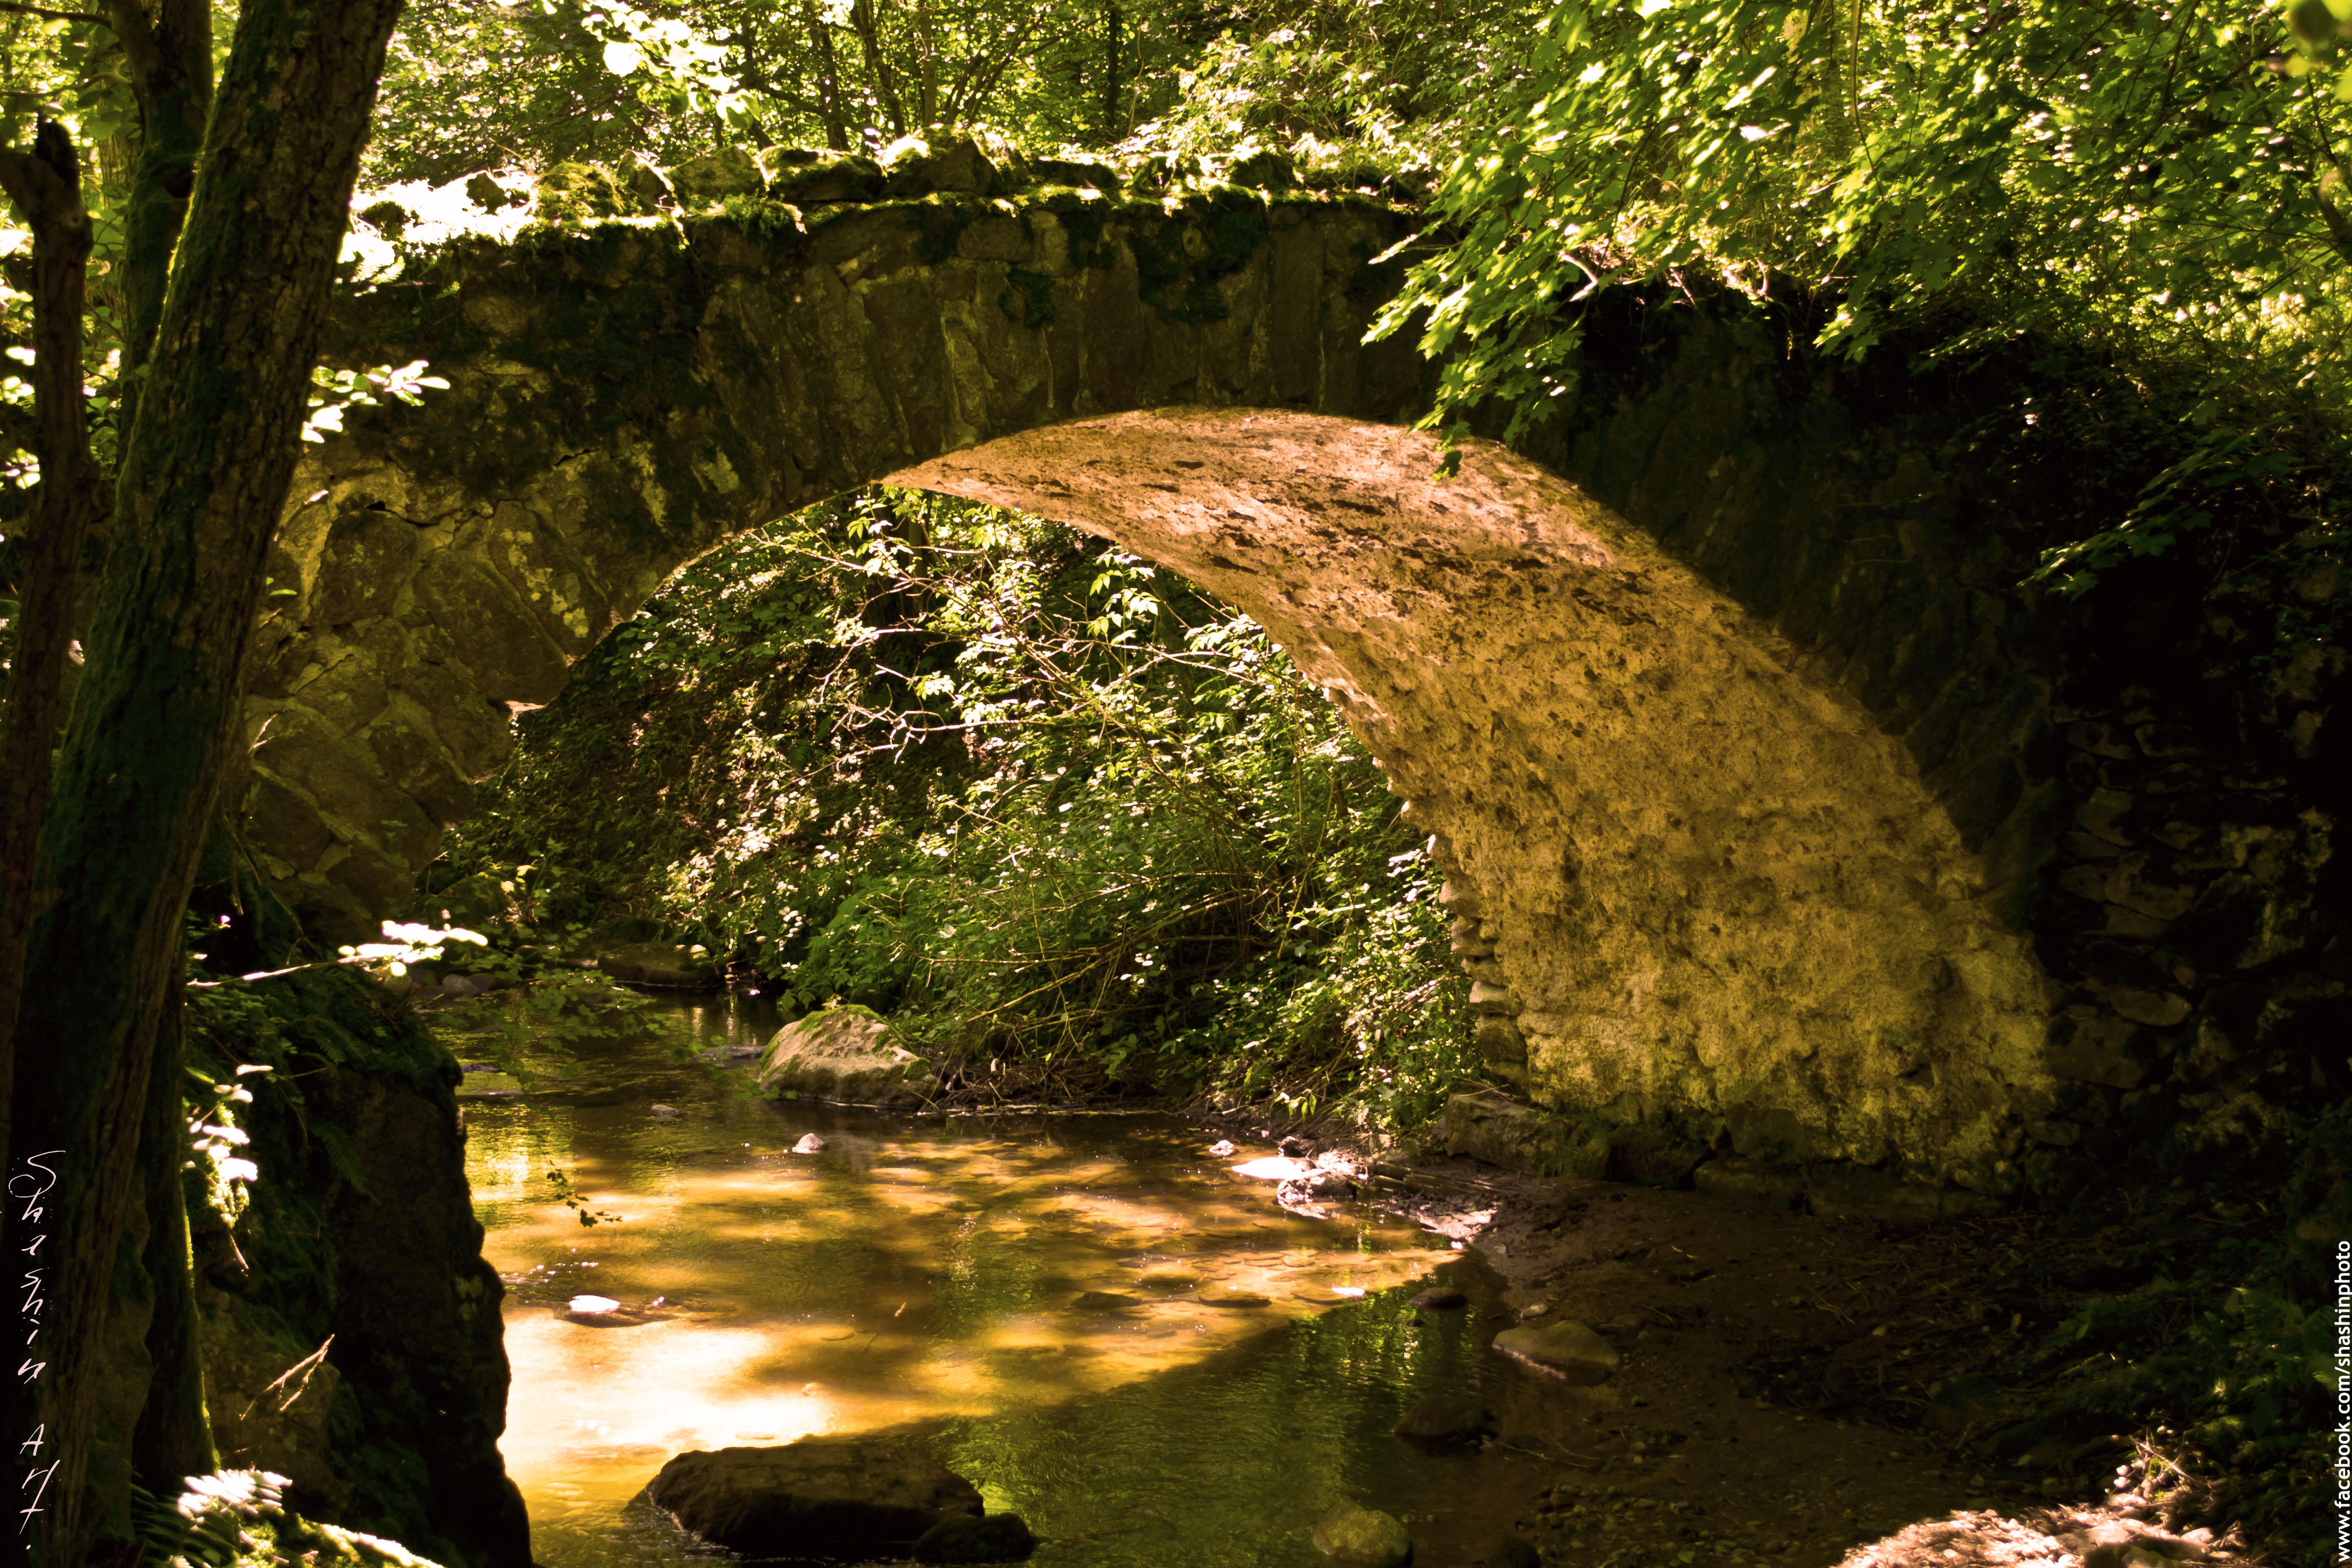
[668,146,764,209]
[757,1007,939,1109]
[533,162,633,224]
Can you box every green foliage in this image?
[364,0,1220,186]
[1374,0,2352,549]
[445,488,1476,1126]
[130,1472,448,1568]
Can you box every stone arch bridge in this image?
[248,153,2339,1205]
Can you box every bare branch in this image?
[0,0,108,21]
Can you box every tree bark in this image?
[104,0,213,431]
[0,119,103,1216]
[130,976,214,1499]
[2,0,408,1557]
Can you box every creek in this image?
[457,995,1550,1566]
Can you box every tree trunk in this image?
[105,0,212,434]
[798,0,853,150]
[1101,0,1123,144]
[0,119,103,1218]
[2,0,408,1558]
[850,0,909,136]
[130,977,214,1498]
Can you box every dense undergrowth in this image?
[427,488,1476,1129]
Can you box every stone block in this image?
[1607,1126,1710,1189]
[1692,1156,1806,1210]
[1802,1163,1986,1221]
[2047,1014,2144,1089]
[479,502,614,656]
[390,659,516,781]
[1468,979,1518,1015]
[766,151,885,205]
[291,654,390,737]
[1028,157,1120,195]
[242,771,335,873]
[2074,788,2136,846]
[1491,1319,1619,1383]
[411,551,572,704]
[1474,1016,1527,1065]
[310,509,419,625]
[1438,1089,1590,1176]
[758,1007,939,1108]
[668,146,764,208]
[881,135,996,197]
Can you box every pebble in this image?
[1206,1139,1237,1157]
[792,1134,827,1154]
[651,1105,681,1119]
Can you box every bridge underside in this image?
[898,410,2050,1188]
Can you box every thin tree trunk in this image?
[105,0,212,434]
[851,0,909,136]
[794,0,852,150]
[0,119,103,1213]
[2,0,408,1557]
[913,0,939,128]
[1101,0,1123,143]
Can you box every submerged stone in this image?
[1313,1498,1413,1566]
[1069,1291,1142,1311]
[1389,1392,1492,1444]
[1197,1290,1271,1308]
[912,1511,1039,1562]
[645,1438,984,1559]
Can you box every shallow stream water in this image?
[459,995,1542,1566]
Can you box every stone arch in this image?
[244,185,2108,1194]
[894,410,2049,1189]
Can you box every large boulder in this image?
[757,1007,940,1108]
[645,1439,984,1559]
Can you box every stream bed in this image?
[458,995,1548,1566]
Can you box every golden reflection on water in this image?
[459,999,1461,1564]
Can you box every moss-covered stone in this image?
[186,967,530,1567]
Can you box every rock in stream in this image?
[644,1438,983,1559]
